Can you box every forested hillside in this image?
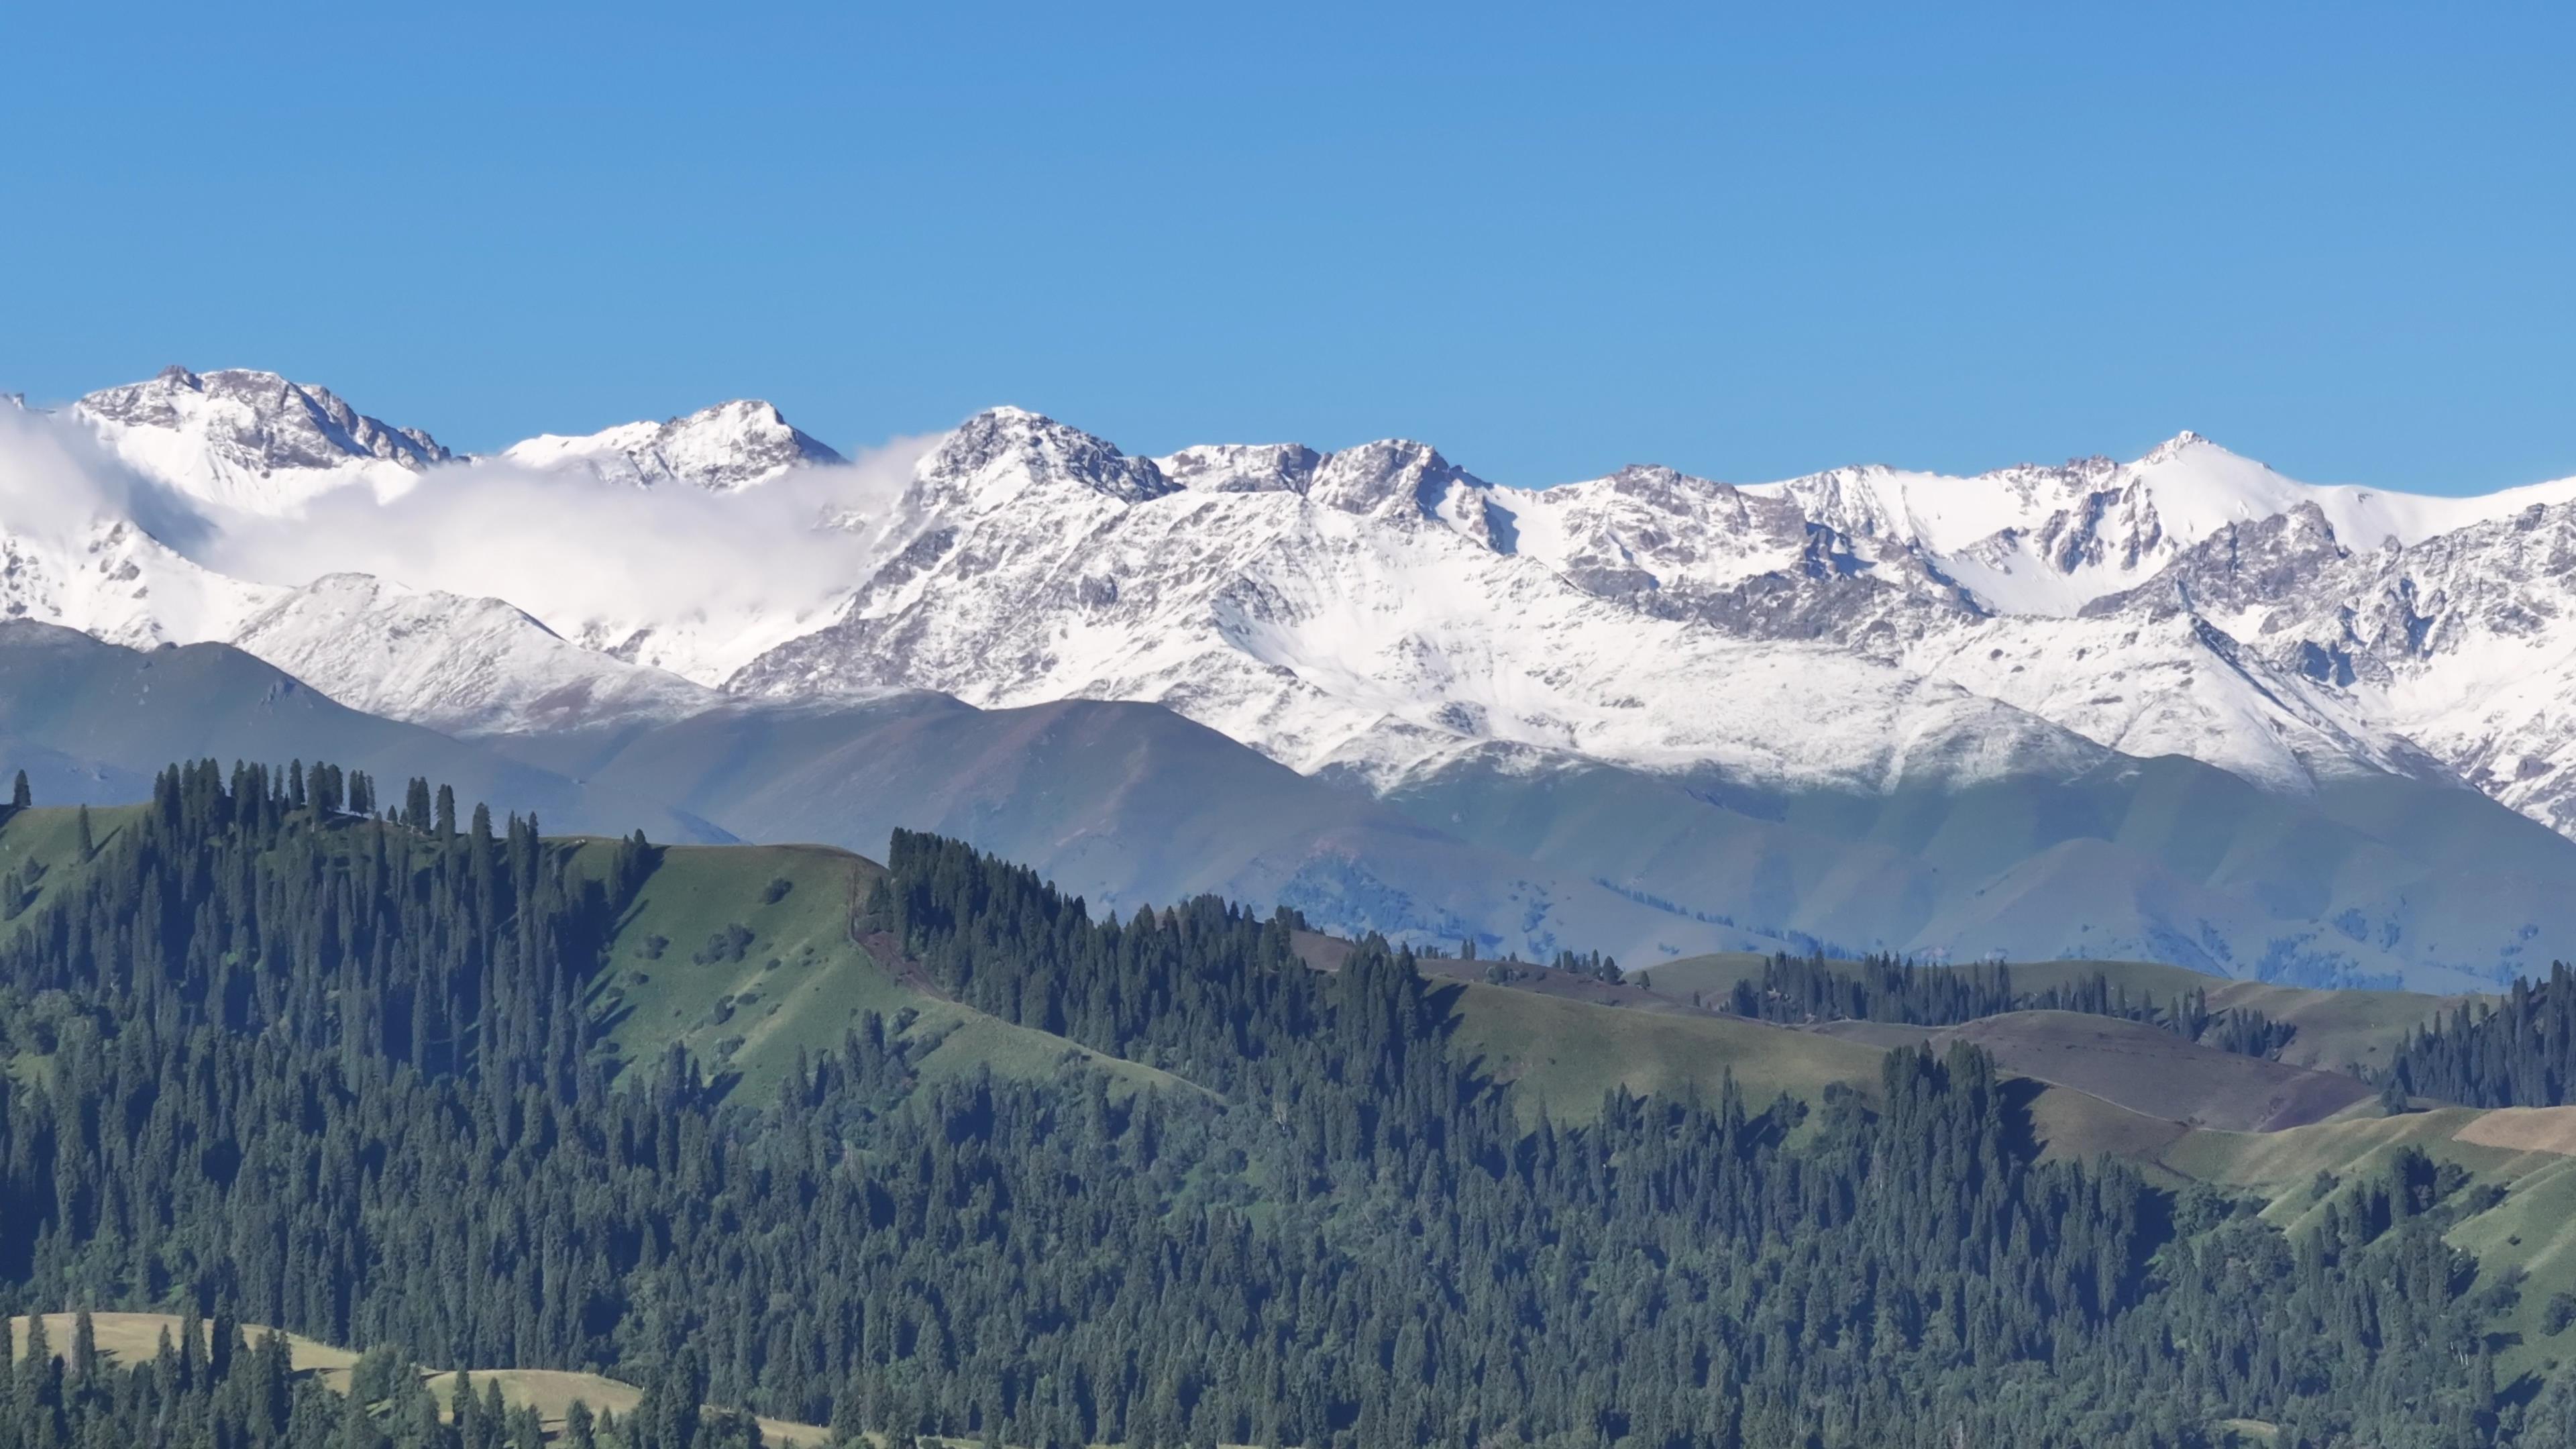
[0,767,2568,1446]
[1645,951,2426,1067]
[2387,961,2576,1108]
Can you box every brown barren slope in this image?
[2454,1106,2576,1156]
[1930,1011,2373,1131]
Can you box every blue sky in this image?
[4,3,2570,491]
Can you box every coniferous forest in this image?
[2385,960,2576,1108]
[0,763,2569,1446]
[1719,952,2298,1060]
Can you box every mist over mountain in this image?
[6,364,2576,986]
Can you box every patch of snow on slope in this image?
[1904,608,2432,794]
[229,573,723,735]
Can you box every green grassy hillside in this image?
[1437,957,2214,1171]
[1440,979,1886,1123]
[7,1314,829,1446]
[1631,951,2472,1073]
[0,804,146,920]
[570,839,1191,1100]
[24,803,2576,1403]
[1426,947,2576,1391]
[1503,944,2576,1375]
[1986,962,2472,1075]
[2,808,1191,1109]
[2160,1110,2576,1384]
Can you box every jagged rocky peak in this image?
[1305,439,1483,520]
[1982,451,2127,497]
[1156,437,1503,530]
[2082,502,2351,619]
[502,398,844,491]
[2347,500,2576,655]
[1596,462,1725,499]
[1516,463,1819,582]
[78,366,449,472]
[1155,442,1324,494]
[912,406,1175,512]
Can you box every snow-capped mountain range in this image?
[9,362,2576,983]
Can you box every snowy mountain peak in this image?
[1156,443,1324,494]
[2140,429,2220,465]
[84,367,448,469]
[499,398,843,492]
[911,407,1174,513]
[75,366,448,514]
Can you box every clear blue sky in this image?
[5,3,2570,491]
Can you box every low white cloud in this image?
[0,402,219,551]
[201,433,943,640]
[0,401,948,681]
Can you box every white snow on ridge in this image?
[1747,433,2576,618]
[75,366,448,515]
[739,408,2576,836]
[498,399,845,491]
[0,519,283,651]
[1483,466,1815,596]
[28,364,2576,857]
[1902,610,2428,795]
[231,573,723,736]
[735,409,2110,798]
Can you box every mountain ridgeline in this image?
[1709,952,2300,1059]
[28,375,2576,989]
[0,766,2565,1444]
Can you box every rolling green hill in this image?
[568,838,1188,1101]
[0,625,725,844]
[1633,951,2474,1073]
[0,798,2521,1205]
[0,806,1191,1111]
[1439,979,1885,1123]
[1836,1011,2377,1132]
[9,784,2576,1445]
